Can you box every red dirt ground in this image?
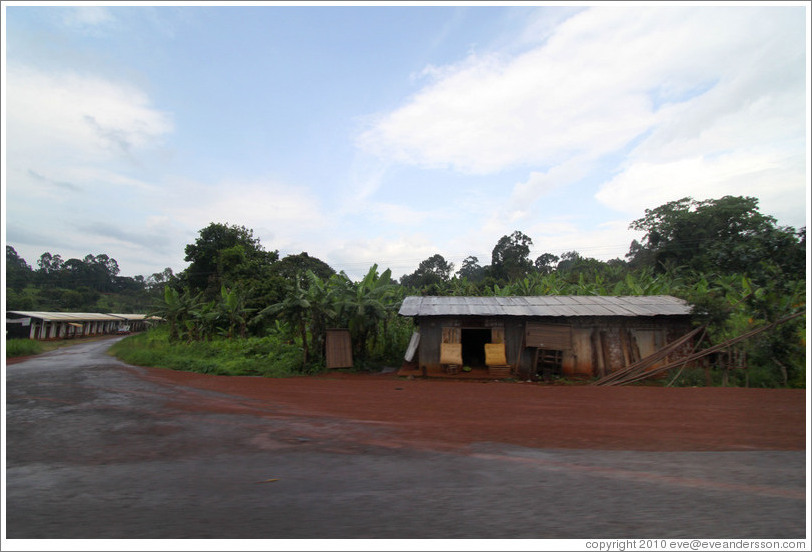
[6,356,40,365]
[137,368,807,452]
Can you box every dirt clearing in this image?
[138,368,805,452]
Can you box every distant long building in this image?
[5,311,159,340]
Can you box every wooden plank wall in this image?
[416,316,692,378]
[325,329,353,369]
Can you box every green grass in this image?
[5,339,44,358]
[6,335,118,358]
[110,326,309,377]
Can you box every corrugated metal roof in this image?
[108,313,160,321]
[6,311,140,322]
[398,295,692,318]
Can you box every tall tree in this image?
[628,196,802,277]
[534,253,559,275]
[181,223,279,299]
[400,254,454,291]
[457,255,485,283]
[146,267,176,292]
[37,252,63,279]
[271,252,336,284]
[77,254,121,292]
[491,231,533,282]
[6,246,33,291]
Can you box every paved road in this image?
[4,339,807,540]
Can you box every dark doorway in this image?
[461,328,491,367]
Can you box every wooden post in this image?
[600,331,612,375]
[619,328,631,367]
[591,329,605,378]
[629,330,642,364]
[532,348,540,380]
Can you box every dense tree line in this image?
[398,196,805,294]
[5,248,172,313]
[5,196,806,386]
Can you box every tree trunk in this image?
[775,360,788,387]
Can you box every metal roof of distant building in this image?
[398,295,692,318]
[108,313,161,321]
[6,311,138,322]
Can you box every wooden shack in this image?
[397,295,695,380]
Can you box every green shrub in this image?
[110,327,304,377]
[667,366,713,387]
[6,339,43,358]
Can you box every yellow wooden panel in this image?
[485,343,507,366]
[440,343,463,365]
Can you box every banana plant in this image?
[257,280,311,371]
[304,270,339,362]
[149,286,204,342]
[334,265,398,360]
[218,285,255,339]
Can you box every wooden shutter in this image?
[442,327,461,343]
[525,323,572,350]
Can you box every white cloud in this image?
[164,177,330,254]
[342,153,391,209]
[594,13,807,228]
[367,202,431,226]
[6,66,173,166]
[4,66,174,244]
[595,152,805,225]
[510,157,590,209]
[357,6,806,228]
[327,234,441,280]
[530,219,641,261]
[358,7,689,174]
[457,210,637,267]
[62,7,115,29]
[358,43,654,175]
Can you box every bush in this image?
[110,326,305,377]
[6,339,43,358]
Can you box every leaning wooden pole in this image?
[592,325,706,386]
[607,311,805,386]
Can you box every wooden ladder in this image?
[534,348,562,381]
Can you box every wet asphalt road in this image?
[3,338,807,540]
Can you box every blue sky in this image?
[2,2,809,281]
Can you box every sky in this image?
[2,1,810,281]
